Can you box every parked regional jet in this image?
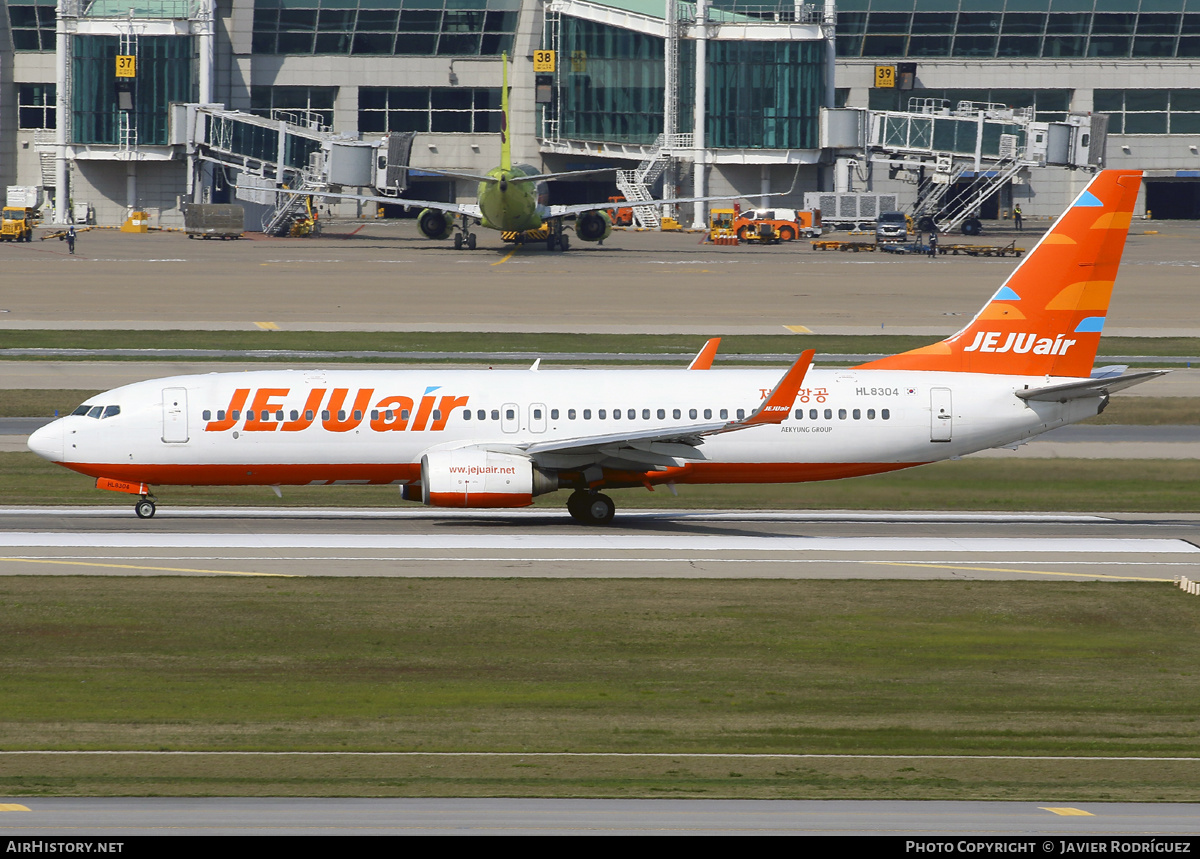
[29,170,1162,524]
[276,56,741,251]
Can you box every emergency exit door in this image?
[162,387,189,443]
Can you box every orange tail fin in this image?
[857,169,1142,378]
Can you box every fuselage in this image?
[28,366,1101,490]
[477,164,547,232]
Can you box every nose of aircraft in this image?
[27,419,64,462]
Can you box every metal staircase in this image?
[615,134,676,228]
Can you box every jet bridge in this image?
[821,99,1106,234]
[174,104,394,235]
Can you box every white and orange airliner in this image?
[28,170,1162,524]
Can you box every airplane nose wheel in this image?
[134,497,157,519]
[566,490,615,525]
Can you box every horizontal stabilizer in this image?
[1016,370,1168,402]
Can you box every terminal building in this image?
[1,0,1197,229]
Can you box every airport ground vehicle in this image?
[734,208,820,242]
[875,211,911,243]
[1,206,38,242]
[607,196,634,227]
[29,171,1158,525]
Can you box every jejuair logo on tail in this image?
[962,331,1079,356]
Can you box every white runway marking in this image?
[0,532,1193,553]
[0,507,1116,523]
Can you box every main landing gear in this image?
[546,223,570,252]
[134,495,157,519]
[566,490,615,525]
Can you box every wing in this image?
[545,192,745,220]
[271,186,482,219]
[508,351,815,472]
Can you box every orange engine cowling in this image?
[421,449,557,508]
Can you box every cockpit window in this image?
[73,403,120,419]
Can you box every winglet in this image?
[500,53,512,171]
[739,350,815,427]
[687,338,721,370]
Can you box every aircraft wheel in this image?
[454,233,463,250]
[466,233,476,250]
[135,499,156,519]
[578,493,615,526]
[559,234,569,251]
[566,490,589,522]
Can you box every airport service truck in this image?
[2,186,41,242]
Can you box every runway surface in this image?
[1,796,1198,835]
[0,508,1194,581]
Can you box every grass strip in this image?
[1,578,1197,799]
[2,452,1198,512]
[0,331,1196,360]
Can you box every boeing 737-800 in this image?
[28,170,1162,524]
[281,55,743,251]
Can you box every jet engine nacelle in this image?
[575,210,613,243]
[417,208,454,240]
[421,448,557,508]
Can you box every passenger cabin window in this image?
[202,410,212,421]
[583,409,592,420]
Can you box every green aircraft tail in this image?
[500,53,511,171]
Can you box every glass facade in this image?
[359,87,503,133]
[1095,88,1200,133]
[706,40,824,148]
[557,18,680,144]
[557,18,824,148]
[837,1,1200,60]
[251,0,519,56]
[6,0,56,52]
[71,35,195,146]
[250,86,338,128]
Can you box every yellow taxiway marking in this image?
[869,561,1171,583]
[0,804,30,811]
[254,321,280,330]
[0,558,294,578]
[491,248,519,266]
[1041,807,1095,817]
[784,325,813,334]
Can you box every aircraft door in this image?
[930,388,952,442]
[501,402,519,433]
[162,387,189,443]
[529,403,547,433]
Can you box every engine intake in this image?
[575,210,613,243]
[417,208,453,240]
